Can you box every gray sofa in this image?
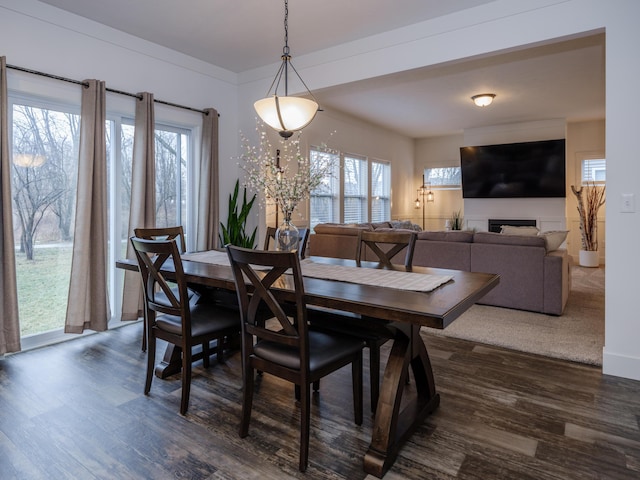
[308,223,571,315]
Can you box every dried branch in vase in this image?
[238,120,336,219]
[571,182,605,251]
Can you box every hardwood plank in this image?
[2,323,640,479]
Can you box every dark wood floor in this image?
[2,322,640,479]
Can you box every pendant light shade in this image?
[254,0,319,138]
[254,95,318,138]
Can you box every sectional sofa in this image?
[308,222,571,315]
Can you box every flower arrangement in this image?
[571,182,605,251]
[239,120,336,220]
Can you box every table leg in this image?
[364,323,440,477]
[154,344,183,379]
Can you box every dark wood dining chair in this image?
[131,236,240,415]
[263,226,310,258]
[312,229,418,413]
[226,245,364,472]
[134,226,190,352]
[356,229,417,269]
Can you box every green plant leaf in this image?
[219,179,257,249]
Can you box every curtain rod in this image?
[7,64,217,116]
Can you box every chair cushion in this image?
[253,330,364,371]
[156,302,240,337]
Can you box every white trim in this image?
[17,319,141,353]
[602,347,640,382]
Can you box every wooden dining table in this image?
[117,253,499,478]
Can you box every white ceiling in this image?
[37,0,605,138]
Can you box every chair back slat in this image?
[227,245,308,355]
[356,230,417,269]
[130,236,190,333]
[135,226,186,253]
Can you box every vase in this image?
[579,249,599,267]
[275,213,300,253]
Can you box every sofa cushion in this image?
[313,223,371,235]
[538,230,569,252]
[418,230,474,243]
[473,231,546,248]
[390,220,422,231]
[500,225,540,236]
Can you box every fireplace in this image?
[488,219,537,233]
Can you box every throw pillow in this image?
[500,225,540,236]
[390,220,422,231]
[538,230,569,252]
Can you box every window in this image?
[11,101,80,337]
[310,148,340,229]
[371,160,391,222]
[581,157,606,184]
[155,126,189,228]
[424,166,461,189]
[343,154,368,223]
[310,148,391,230]
[9,87,197,345]
[110,119,193,319]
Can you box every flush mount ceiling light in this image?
[254,0,319,139]
[471,93,496,107]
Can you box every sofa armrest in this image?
[543,249,571,315]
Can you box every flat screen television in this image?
[460,139,566,198]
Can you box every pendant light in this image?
[254,0,319,139]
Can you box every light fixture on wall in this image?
[414,174,434,229]
[254,0,319,139]
[471,93,496,107]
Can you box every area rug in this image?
[423,265,605,366]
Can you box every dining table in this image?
[117,251,499,478]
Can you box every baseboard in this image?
[602,347,640,381]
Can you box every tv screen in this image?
[460,139,566,198]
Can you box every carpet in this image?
[424,265,605,365]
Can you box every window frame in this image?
[577,151,606,185]
[309,147,391,230]
[424,166,462,190]
[7,81,201,348]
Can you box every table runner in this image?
[299,259,452,292]
[182,250,452,292]
[182,249,232,266]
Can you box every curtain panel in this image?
[121,92,156,321]
[195,108,219,251]
[0,56,21,354]
[64,79,110,334]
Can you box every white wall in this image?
[0,0,241,217]
[414,134,464,230]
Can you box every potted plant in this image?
[219,179,257,248]
[571,182,605,267]
[448,210,463,230]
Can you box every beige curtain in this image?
[0,57,21,354]
[64,80,110,334]
[195,108,219,251]
[121,92,156,320]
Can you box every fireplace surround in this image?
[488,219,537,233]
